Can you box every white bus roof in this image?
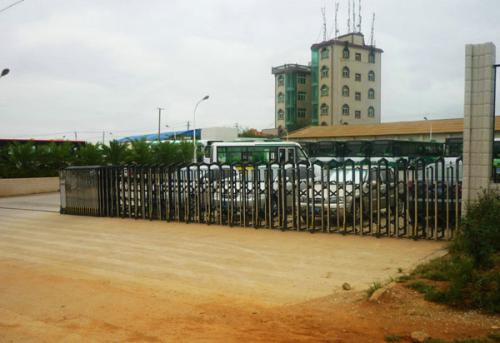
[211,141,302,147]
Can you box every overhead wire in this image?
[0,0,25,14]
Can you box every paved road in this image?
[0,192,60,212]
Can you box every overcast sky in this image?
[0,0,499,142]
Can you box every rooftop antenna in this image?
[321,7,327,41]
[358,0,362,33]
[370,12,375,46]
[334,2,339,38]
[352,0,356,32]
[347,0,351,32]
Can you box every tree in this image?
[126,140,152,165]
[102,140,129,165]
[239,128,265,138]
[75,143,103,166]
[4,142,39,177]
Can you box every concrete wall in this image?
[462,42,496,210]
[0,177,59,197]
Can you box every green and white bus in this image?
[204,141,310,164]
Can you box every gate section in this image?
[60,159,462,239]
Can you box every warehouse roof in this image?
[287,117,500,140]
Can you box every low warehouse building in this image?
[287,117,500,142]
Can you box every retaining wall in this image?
[0,177,59,197]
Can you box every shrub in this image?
[384,334,401,342]
[452,190,500,268]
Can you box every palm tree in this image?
[5,142,39,177]
[40,142,74,175]
[126,140,152,165]
[102,140,129,165]
[75,143,103,166]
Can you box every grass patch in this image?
[366,281,382,298]
[396,274,412,283]
[384,334,401,342]
[411,257,452,281]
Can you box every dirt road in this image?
[0,193,496,342]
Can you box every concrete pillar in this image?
[462,42,496,212]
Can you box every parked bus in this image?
[204,141,310,164]
[301,140,443,163]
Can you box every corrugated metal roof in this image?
[288,117,500,140]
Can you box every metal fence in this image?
[60,157,463,240]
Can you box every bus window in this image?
[278,148,286,164]
[227,147,244,163]
[288,148,295,164]
[297,147,308,161]
[269,149,276,162]
[204,145,211,159]
[217,147,227,163]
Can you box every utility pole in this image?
[187,121,190,130]
[157,107,165,143]
[74,131,77,140]
[102,131,105,144]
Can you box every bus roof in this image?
[211,141,302,147]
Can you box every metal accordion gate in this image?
[60,157,462,240]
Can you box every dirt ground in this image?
[0,193,498,342]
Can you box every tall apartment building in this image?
[271,64,312,131]
[272,32,383,131]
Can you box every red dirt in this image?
[0,261,498,343]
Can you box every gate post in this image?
[462,42,496,213]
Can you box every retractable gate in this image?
[60,158,462,240]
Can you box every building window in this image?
[355,73,361,81]
[277,109,284,120]
[297,73,306,84]
[342,104,350,116]
[368,88,375,99]
[320,103,329,115]
[320,85,329,96]
[277,92,284,103]
[321,66,329,79]
[342,66,350,78]
[321,47,329,59]
[298,108,306,118]
[355,92,361,101]
[342,85,350,97]
[355,110,361,119]
[368,70,375,81]
[343,47,350,59]
[368,106,375,117]
[355,52,361,61]
[277,75,284,86]
[369,52,375,63]
[297,91,306,101]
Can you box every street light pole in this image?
[157,107,165,143]
[193,95,209,163]
[424,116,433,141]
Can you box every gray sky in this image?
[0,0,499,142]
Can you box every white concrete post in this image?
[462,42,496,212]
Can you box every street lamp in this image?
[1,68,9,78]
[165,125,177,141]
[193,95,209,163]
[157,107,165,143]
[424,116,433,141]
